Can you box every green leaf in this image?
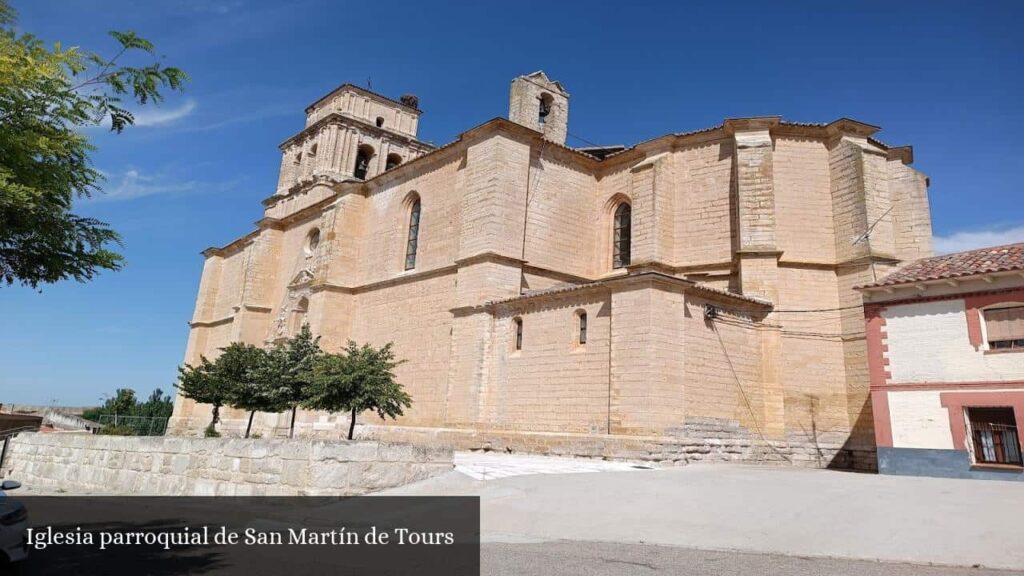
[0,0,188,288]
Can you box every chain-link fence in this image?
[96,414,168,436]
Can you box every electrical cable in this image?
[709,319,793,463]
[768,305,865,314]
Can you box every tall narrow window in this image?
[578,311,588,345]
[538,93,553,125]
[513,317,523,351]
[405,198,421,270]
[613,203,632,269]
[354,145,374,179]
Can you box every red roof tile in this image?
[859,243,1024,288]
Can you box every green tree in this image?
[302,341,411,440]
[265,324,322,438]
[218,342,284,438]
[175,356,229,436]
[81,387,172,434]
[138,388,173,419]
[107,388,137,417]
[82,387,137,424]
[0,1,187,288]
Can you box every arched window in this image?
[375,116,385,128]
[577,311,588,345]
[513,317,523,351]
[538,93,553,125]
[404,198,421,270]
[386,153,403,171]
[354,144,374,179]
[613,203,632,269]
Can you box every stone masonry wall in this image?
[362,424,876,471]
[3,433,452,496]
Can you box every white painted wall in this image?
[888,390,954,449]
[883,299,1024,383]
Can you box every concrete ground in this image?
[386,452,1024,572]
[454,451,652,480]
[482,541,1021,576]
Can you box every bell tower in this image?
[509,71,569,145]
[273,84,433,197]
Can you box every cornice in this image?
[305,83,423,115]
[278,112,432,151]
[454,251,526,268]
[723,116,781,134]
[824,117,881,139]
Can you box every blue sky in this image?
[2,0,1022,406]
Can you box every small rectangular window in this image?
[578,312,587,345]
[967,407,1022,466]
[984,306,1024,349]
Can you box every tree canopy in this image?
[82,387,174,435]
[303,341,411,440]
[218,342,285,438]
[175,330,411,440]
[0,1,187,288]
[175,356,229,435]
[265,324,322,437]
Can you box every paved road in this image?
[483,541,1024,576]
[385,456,1024,571]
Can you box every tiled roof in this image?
[779,120,828,128]
[859,243,1024,288]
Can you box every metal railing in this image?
[96,414,169,436]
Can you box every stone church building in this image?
[169,72,933,468]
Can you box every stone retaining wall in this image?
[359,424,877,471]
[2,433,452,495]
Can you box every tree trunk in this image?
[245,411,255,438]
[211,404,220,426]
[348,407,357,440]
[289,405,297,438]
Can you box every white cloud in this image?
[187,0,244,14]
[179,103,294,133]
[94,169,198,202]
[131,99,198,128]
[933,225,1024,255]
[90,168,241,203]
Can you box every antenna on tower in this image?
[366,76,373,90]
